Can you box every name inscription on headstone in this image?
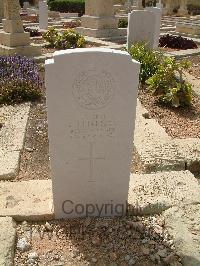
[68,114,115,139]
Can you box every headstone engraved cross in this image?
[79,142,105,183]
[46,48,140,218]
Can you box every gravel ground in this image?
[138,87,200,139]
[17,100,50,181]
[17,69,50,181]
[14,216,182,266]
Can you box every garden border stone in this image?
[0,217,16,266]
[134,100,200,174]
[0,179,53,221]
[0,171,198,221]
[164,204,200,266]
[0,103,30,180]
[128,170,200,215]
[164,47,200,58]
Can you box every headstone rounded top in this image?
[72,69,115,110]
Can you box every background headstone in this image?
[23,2,30,9]
[76,0,126,38]
[145,7,162,48]
[45,48,140,219]
[39,0,48,30]
[127,10,156,49]
[0,0,41,56]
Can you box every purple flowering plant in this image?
[0,55,42,105]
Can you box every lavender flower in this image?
[0,55,42,105]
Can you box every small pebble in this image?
[17,238,31,252]
[91,258,98,263]
[28,252,38,260]
[128,258,136,265]
[125,255,131,261]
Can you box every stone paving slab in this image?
[0,180,53,221]
[164,205,200,266]
[0,217,16,266]
[128,170,200,215]
[165,47,200,58]
[0,103,30,180]
[134,100,200,173]
[0,171,199,221]
[134,100,171,146]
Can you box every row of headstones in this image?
[23,0,49,30]
[0,0,48,30]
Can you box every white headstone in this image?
[23,1,30,9]
[127,10,156,49]
[39,0,48,30]
[156,0,163,9]
[45,48,140,219]
[145,7,162,48]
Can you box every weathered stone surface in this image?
[134,100,200,173]
[164,204,200,266]
[128,171,200,215]
[77,0,126,38]
[0,43,41,56]
[0,180,53,221]
[0,31,30,47]
[0,171,198,221]
[0,103,30,180]
[176,138,200,174]
[0,217,16,266]
[4,0,21,20]
[134,100,171,146]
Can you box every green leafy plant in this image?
[146,57,192,107]
[43,27,58,46]
[129,42,162,83]
[43,28,86,49]
[118,19,128,28]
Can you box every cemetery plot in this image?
[0,1,200,265]
[138,86,200,139]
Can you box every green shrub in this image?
[43,27,59,46]
[48,0,85,15]
[43,27,86,49]
[118,19,128,28]
[146,57,192,107]
[129,42,162,83]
